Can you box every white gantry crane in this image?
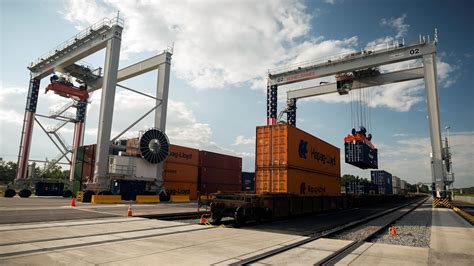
[266,31,451,201]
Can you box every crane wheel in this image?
[4,189,16,198]
[62,190,73,198]
[18,189,32,198]
[82,190,96,202]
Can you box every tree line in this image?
[0,161,69,184]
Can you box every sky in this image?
[0,0,473,187]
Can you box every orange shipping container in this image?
[255,167,340,196]
[126,138,140,156]
[256,124,340,177]
[163,181,198,200]
[167,144,199,166]
[163,162,198,183]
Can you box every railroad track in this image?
[230,196,428,265]
[136,211,209,221]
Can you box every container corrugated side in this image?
[164,181,198,200]
[255,167,340,196]
[163,162,198,183]
[199,150,242,170]
[167,144,199,166]
[256,124,340,177]
[199,167,241,185]
[199,183,241,194]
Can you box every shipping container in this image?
[242,172,255,192]
[392,176,401,195]
[256,124,340,177]
[111,179,146,201]
[199,151,242,170]
[167,144,199,166]
[83,144,96,163]
[200,183,241,195]
[199,167,241,184]
[35,182,65,196]
[126,138,140,156]
[344,142,378,169]
[163,181,198,200]
[371,170,393,195]
[255,167,340,196]
[163,162,198,183]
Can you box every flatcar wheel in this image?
[234,207,247,225]
[4,189,16,198]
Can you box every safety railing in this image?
[30,15,124,68]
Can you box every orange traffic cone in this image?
[127,204,133,217]
[71,197,76,207]
[200,217,209,224]
[391,225,397,237]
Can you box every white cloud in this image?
[380,14,409,39]
[324,0,336,4]
[233,135,255,146]
[375,132,474,188]
[61,0,312,90]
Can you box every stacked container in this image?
[371,170,393,195]
[199,151,242,194]
[392,176,401,195]
[163,144,199,200]
[242,172,255,192]
[255,124,341,196]
[73,144,96,190]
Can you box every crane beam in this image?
[287,67,424,99]
[269,42,435,86]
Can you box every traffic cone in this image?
[391,225,397,237]
[200,217,209,224]
[127,204,133,217]
[71,197,76,207]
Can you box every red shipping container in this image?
[199,183,241,195]
[83,144,96,163]
[199,167,241,185]
[199,151,242,170]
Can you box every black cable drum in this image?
[139,128,170,164]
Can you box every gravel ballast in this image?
[371,201,432,247]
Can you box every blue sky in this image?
[1,0,473,187]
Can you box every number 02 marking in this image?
[409,48,420,55]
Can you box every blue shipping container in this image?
[345,142,378,169]
[242,172,255,192]
[371,170,393,195]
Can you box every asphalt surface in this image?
[0,197,199,224]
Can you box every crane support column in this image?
[423,53,445,196]
[154,52,172,190]
[155,52,171,131]
[267,85,277,125]
[93,31,122,190]
[16,78,40,180]
[69,100,87,181]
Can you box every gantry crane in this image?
[8,15,173,200]
[266,31,451,201]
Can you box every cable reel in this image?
[139,128,170,164]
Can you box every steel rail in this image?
[315,196,429,265]
[230,196,428,266]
